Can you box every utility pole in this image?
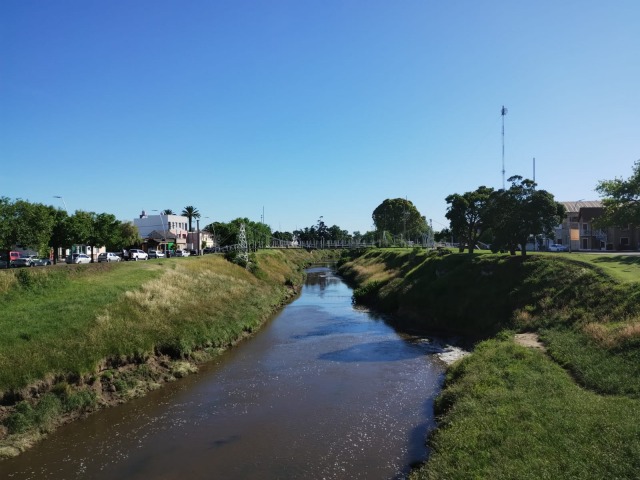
[196,219,200,255]
[533,157,536,184]
[501,106,508,189]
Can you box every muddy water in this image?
[1,267,448,479]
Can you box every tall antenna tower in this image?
[237,223,249,267]
[501,105,508,189]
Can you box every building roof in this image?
[146,229,177,241]
[560,200,602,213]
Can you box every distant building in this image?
[556,201,639,251]
[186,230,215,251]
[134,210,188,250]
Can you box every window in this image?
[582,223,588,233]
[620,237,630,246]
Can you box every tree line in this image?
[443,176,564,256]
[442,161,640,256]
[0,197,140,264]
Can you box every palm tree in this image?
[181,205,200,232]
[162,209,174,215]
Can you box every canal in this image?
[2,266,450,479]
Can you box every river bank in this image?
[1,266,445,479]
[0,249,336,458]
[338,248,640,479]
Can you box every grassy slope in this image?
[338,249,640,478]
[0,249,331,395]
[0,249,335,457]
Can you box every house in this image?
[144,230,178,253]
[186,230,215,251]
[556,201,639,251]
[134,211,188,251]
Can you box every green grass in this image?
[411,338,640,480]
[559,252,640,283]
[0,262,164,391]
[338,249,640,478]
[0,251,326,394]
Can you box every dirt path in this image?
[514,332,546,351]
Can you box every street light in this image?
[152,210,167,253]
[53,196,68,264]
[53,195,68,212]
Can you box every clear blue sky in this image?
[2,1,639,234]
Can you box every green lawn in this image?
[0,262,165,391]
[411,338,640,480]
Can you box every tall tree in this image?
[181,206,200,232]
[162,209,174,215]
[487,176,565,256]
[111,222,141,250]
[372,198,428,240]
[434,228,452,243]
[48,207,70,263]
[91,213,120,251]
[67,211,95,246]
[0,198,56,266]
[595,159,640,227]
[445,186,494,254]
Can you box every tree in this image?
[48,207,70,263]
[372,198,428,242]
[206,221,235,247]
[112,222,141,250]
[445,186,494,254]
[434,228,452,243]
[67,211,95,246]
[91,213,120,252]
[273,231,293,241]
[487,176,565,256]
[162,209,174,215]
[181,206,200,232]
[0,198,56,266]
[595,159,640,227]
[206,219,272,249]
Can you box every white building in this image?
[134,210,189,249]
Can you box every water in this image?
[1,266,447,479]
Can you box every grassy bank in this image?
[413,337,640,479]
[0,249,334,457]
[338,248,640,478]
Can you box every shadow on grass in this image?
[591,255,640,267]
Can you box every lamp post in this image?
[203,216,211,252]
[53,196,69,263]
[196,218,200,256]
[152,210,167,253]
[53,195,68,212]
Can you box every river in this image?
[1,266,452,479]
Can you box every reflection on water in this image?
[1,266,446,480]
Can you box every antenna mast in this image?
[501,105,508,189]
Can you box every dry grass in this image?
[0,269,17,294]
[583,318,640,348]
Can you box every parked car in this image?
[189,250,198,256]
[68,253,91,264]
[12,254,37,267]
[31,257,52,266]
[174,250,190,257]
[548,243,569,252]
[148,249,165,259]
[128,249,149,261]
[98,252,122,263]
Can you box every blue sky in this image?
[2,1,639,234]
